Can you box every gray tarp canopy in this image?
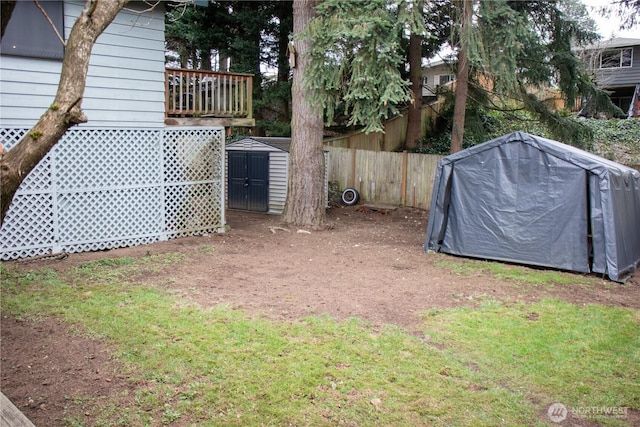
[424,132,640,282]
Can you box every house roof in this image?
[580,37,640,51]
[423,54,456,70]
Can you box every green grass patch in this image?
[436,256,595,286]
[2,256,637,426]
[423,299,640,426]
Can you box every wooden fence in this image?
[326,146,443,210]
[324,101,443,152]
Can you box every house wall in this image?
[422,63,456,97]
[593,45,640,89]
[226,140,289,215]
[0,1,165,128]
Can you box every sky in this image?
[582,0,640,39]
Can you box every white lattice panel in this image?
[164,182,223,238]
[0,193,55,259]
[0,127,225,260]
[55,129,161,190]
[57,188,164,242]
[0,129,52,192]
[163,128,224,183]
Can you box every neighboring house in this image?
[424,40,640,118]
[578,37,640,117]
[421,58,456,99]
[0,1,247,260]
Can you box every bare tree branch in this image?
[34,0,66,46]
[124,0,161,14]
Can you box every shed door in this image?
[228,152,269,212]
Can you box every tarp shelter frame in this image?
[425,132,640,282]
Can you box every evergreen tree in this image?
[165,1,294,136]
[165,2,233,69]
[303,0,425,134]
[596,0,640,30]
[444,0,620,150]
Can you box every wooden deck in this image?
[165,68,254,129]
[1,392,36,427]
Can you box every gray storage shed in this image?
[226,137,328,215]
[425,132,640,282]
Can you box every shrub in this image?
[416,107,639,164]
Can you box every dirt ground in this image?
[2,204,639,426]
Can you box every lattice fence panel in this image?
[164,182,223,238]
[164,128,224,183]
[0,128,52,192]
[57,188,164,249]
[0,127,225,260]
[0,128,55,259]
[55,129,161,190]
[163,128,224,238]
[0,193,55,259]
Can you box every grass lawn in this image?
[1,254,638,426]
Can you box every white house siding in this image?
[226,139,289,215]
[0,1,165,128]
[421,62,456,97]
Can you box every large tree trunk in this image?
[450,0,472,154]
[0,1,129,226]
[281,0,325,228]
[199,48,212,70]
[405,32,423,151]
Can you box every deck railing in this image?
[165,68,253,118]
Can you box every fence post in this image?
[401,150,408,206]
[349,147,356,188]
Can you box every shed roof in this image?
[228,137,291,152]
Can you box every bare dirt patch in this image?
[2,205,639,426]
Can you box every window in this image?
[438,74,454,85]
[0,1,64,60]
[600,48,633,69]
